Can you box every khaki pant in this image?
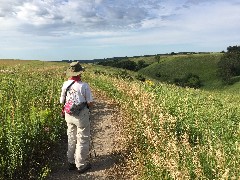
[65,107,90,168]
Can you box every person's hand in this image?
[87,102,94,108]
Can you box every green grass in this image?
[0,60,68,179]
[1,59,239,179]
[138,53,224,90]
[94,53,240,92]
[83,70,240,179]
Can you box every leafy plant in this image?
[217,46,240,84]
[174,73,202,88]
[135,74,146,82]
[0,61,66,179]
[84,69,240,179]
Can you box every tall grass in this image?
[84,69,239,179]
[1,60,239,179]
[0,62,67,179]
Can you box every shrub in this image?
[174,73,202,88]
[155,72,161,78]
[218,53,240,84]
[217,45,240,84]
[115,70,133,80]
[135,74,146,82]
[136,60,149,70]
[97,59,137,71]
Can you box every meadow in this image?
[138,53,223,90]
[0,60,67,179]
[0,59,239,179]
[87,64,240,179]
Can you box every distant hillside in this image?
[138,53,224,90]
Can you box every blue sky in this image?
[0,0,240,61]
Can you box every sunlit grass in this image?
[84,67,240,179]
[0,60,68,179]
[0,60,239,179]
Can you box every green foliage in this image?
[2,55,240,179]
[98,59,138,71]
[135,74,146,82]
[115,70,134,80]
[115,60,137,71]
[97,58,149,71]
[84,72,240,179]
[155,55,161,63]
[129,56,157,64]
[0,62,66,179]
[227,45,240,53]
[139,54,222,90]
[94,69,107,75]
[174,73,202,88]
[136,60,149,70]
[217,46,240,84]
[155,72,161,77]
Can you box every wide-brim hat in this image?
[66,61,85,77]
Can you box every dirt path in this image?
[47,93,124,180]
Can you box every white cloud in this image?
[1,0,167,36]
[1,0,240,34]
[0,0,240,60]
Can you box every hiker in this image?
[60,62,94,173]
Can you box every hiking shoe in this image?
[77,163,91,174]
[68,163,77,171]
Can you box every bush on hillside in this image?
[115,60,137,71]
[155,72,161,78]
[217,45,240,84]
[115,70,133,80]
[174,73,202,88]
[135,74,146,82]
[155,55,161,63]
[136,60,149,71]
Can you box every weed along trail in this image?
[47,90,124,180]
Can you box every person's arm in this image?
[60,83,66,104]
[85,83,94,108]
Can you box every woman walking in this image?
[60,62,93,174]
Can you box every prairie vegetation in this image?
[84,68,239,179]
[0,60,67,179]
[0,58,239,179]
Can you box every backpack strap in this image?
[63,81,75,105]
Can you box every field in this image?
[0,60,67,179]
[0,59,239,179]
[85,66,240,179]
[138,53,223,90]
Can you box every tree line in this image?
[97,59,149,71]
[218,45,240,84]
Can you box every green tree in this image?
[115,60,137,71]
[174,73,202,88]
[227,45,240,53]
[136,60,148,70]
[135,73,146,82]
[155,55,161,63]
[217,45,240,84]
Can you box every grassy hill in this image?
[91,52,240,93]
[1,59,239,179]
[138,53,224,90]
